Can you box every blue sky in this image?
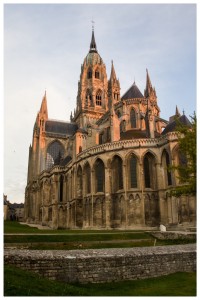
[3,3,197,203]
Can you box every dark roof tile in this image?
[121,83,144,100]
[45,120,78,136]
[162,115,191,135]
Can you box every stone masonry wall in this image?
[4,244,196,284]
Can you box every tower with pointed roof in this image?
[73,28,109,129]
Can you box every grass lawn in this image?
[4,221,196,250]
[4,264,196,296]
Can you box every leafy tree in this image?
[170,113,196,196]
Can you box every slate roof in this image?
[121,83,144,100]
[162,115,191,135]
[45,120,78,136]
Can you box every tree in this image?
[170,113,196,197]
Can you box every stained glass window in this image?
[46,141,64,170]
[130,155,137,188]
[130,108,136,128]
[95,159,105,192]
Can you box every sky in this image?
[3,2,197,204]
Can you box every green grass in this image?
[4,221,195,250]
[4,264,196,296]
[4,220,144,234]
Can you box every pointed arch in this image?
[87,67,92,79]
[127,153,138,188]
[94,158,105,192]
[96,89,102,106]
[95,67,100,79]
[143,152,157,189]
[83,162,91,194]
[111,155,124,192]
[130,108,137,128]
[46,140,64,170]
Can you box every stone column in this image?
[104,166,111,228]
[122,161,128,228]
[91,169,94,228]
[156,162,168,225]
[139,163,145,226]
[52,176,58,229]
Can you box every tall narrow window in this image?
[144,153,156,189]
[84,163,91,194]
[96,90,102,106]
[99,132,103,145]
[130,155,137,188]
[95,70,100,79]
[165,151,172,186]
[144,155,151,188]
[95,159,105,192]
[87,68,92,79]
[59,175,64,202]
[130,108,137,128]
[112,156,123,192]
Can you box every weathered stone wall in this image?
[4,244,196,284]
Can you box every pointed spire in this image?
[40,90,48,119]
[146,68,152,90]
[110,60,117,81]
[175,105,181,117]
[89,26,97,53]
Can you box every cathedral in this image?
[24,29,196,229]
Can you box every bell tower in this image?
[73,28,109,128]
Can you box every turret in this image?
[108,60,120,108]
[144,69,157,100]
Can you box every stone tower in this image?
[73,29,109,128]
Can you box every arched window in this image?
[87,68,92,79]
[94,159,105,192]
[112,155,123,192]
[96,90,102,106]
[143,152,156,189]
[130,154,137,188]
[46,141,64,170]
[95,69,100,79]
[130,108,137,128]
[84,163,91,194]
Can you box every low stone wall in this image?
[4,244,196,284]
[150,231,196,240]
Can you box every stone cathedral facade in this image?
[24,30,196,229]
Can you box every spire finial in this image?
[183,109,185,115]
[89,20,97,53]
[91,18,95,32]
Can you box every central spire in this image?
[89,24,97,53]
